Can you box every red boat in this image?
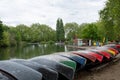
[116,44,120,52]
[88,49,111,59]
[78,50,103,62]
[116,44,120,48]
[72,51,96,62]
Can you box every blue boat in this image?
[56,52,87,71]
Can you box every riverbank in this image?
[74,54,120,80]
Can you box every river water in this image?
[0,44,75,60]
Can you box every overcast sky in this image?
[0,0,106,29]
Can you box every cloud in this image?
[0,0,106,29]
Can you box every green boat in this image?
[31,54,77,71]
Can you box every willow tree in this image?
[64,22,78,40]
[56,18,65,42]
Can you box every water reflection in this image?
[0,44,73,60]
[0,48,10,60]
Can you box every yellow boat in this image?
[107,50,116,56]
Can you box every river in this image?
[0,44,76,60]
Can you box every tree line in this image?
[0,21,56,47]
[0,0,120,47]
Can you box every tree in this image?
[81,23,100,41]
[100,7,115,41]
[9,27,18,46]
[95,21,106,41]
[16,24,29,41]
[64,22,79,40]
[0,20,11,47]
[0,20,4,46]
[0,20,3,40]
[30,23,56,43]
[2,31,10,47]
[56,18,65,42]
[109,0,120,40]
[99,0,120,41]
[77,23,89,39]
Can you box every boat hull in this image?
[32,55,77,70]
[29,58,74,80]
[10,59,58,80]
[0,61,42,80]
[72,52,96,63]
[57,52,87,70]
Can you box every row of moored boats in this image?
[0,44,120,80]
